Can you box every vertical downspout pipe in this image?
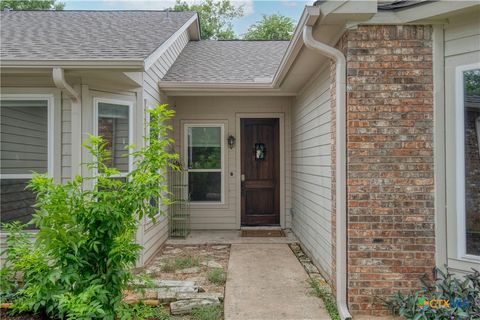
[303,25,351,320]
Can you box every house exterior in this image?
[1,1,479,318]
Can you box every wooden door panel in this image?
[241,118,280,226]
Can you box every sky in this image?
[62,0,312,36]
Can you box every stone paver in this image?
[224,244,330,320]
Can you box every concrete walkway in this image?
[224,244,330,320]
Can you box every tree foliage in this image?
[1,105,178,319]
[243,14,295,40]
[172,0,243,40]
[0,0,64,10]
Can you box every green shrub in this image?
[1,104,179,319]
[386,267,480,319]
[192,305,223,320]
[207,268,226,285]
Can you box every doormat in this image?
[241,229,285,237]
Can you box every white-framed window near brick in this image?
[0,96,53,228]
[456,64,480,258]
[184,124,224,203]
[94,98,132,178]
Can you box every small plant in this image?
[160,260,177,273]
[117,303,171,320]
[207,268,226,285]
[309,279,340,320]
[192,305,223,320]
[160,255,199,273]
[386,267,480,320]
[175,255,200,269]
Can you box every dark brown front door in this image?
[241,118,280,226]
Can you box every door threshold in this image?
[240,226,283,231]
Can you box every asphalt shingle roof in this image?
[0,10,195,60]
[163,40,290,83]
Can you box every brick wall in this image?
[332,25,435,316]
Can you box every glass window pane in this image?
[464,68,480,256]
[187,127,221,169]
[98,102,129,172]
[0,100,48,174]
[188,172,221,202]
[0,179,37,229]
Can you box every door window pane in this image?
[187,127,221,169]
[97,102,130,173]
[188,172,221,202]
[464,69,480,256]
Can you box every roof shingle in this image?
[0,10,195,60]
[162,40,290,83]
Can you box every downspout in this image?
[303,25,351,320]
[52,67,80,101]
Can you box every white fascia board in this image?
[143,14,198,70]
[358,1,479,25]
[0,59,144,69]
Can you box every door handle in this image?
[241,174,245,182]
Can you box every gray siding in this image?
[141,28,190,264]
[291,69,332,279]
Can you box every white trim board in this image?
[454,62,480,262]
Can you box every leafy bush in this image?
[386,267,480,319]
[207,268,226,285]
[1,104,178,319]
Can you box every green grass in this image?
[309,279,341,320]
[161,255,200,272]
[192,305,223,320]
[207,268,226,285]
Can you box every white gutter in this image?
[303,22,351,320]
[52,67,80,101]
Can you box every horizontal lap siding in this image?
[291,70,332,280]
[141,29,190,264]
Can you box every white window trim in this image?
[183,123,225,205]
[455,62,480,261]
[93,97,134,178]
[0,94,55,180]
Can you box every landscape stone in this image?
[170,298,220,315]
[176,292,224,302]
[211,245,228,250]
[201,260,223,268]
[158,286,198,293]
[302,262,319,274]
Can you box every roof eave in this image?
[0,59,145,69]
[158,81,297,96]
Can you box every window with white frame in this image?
[457,66,480,257]
[184,124,224,203]
[0,97,52,228]
[94,99,132,177]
